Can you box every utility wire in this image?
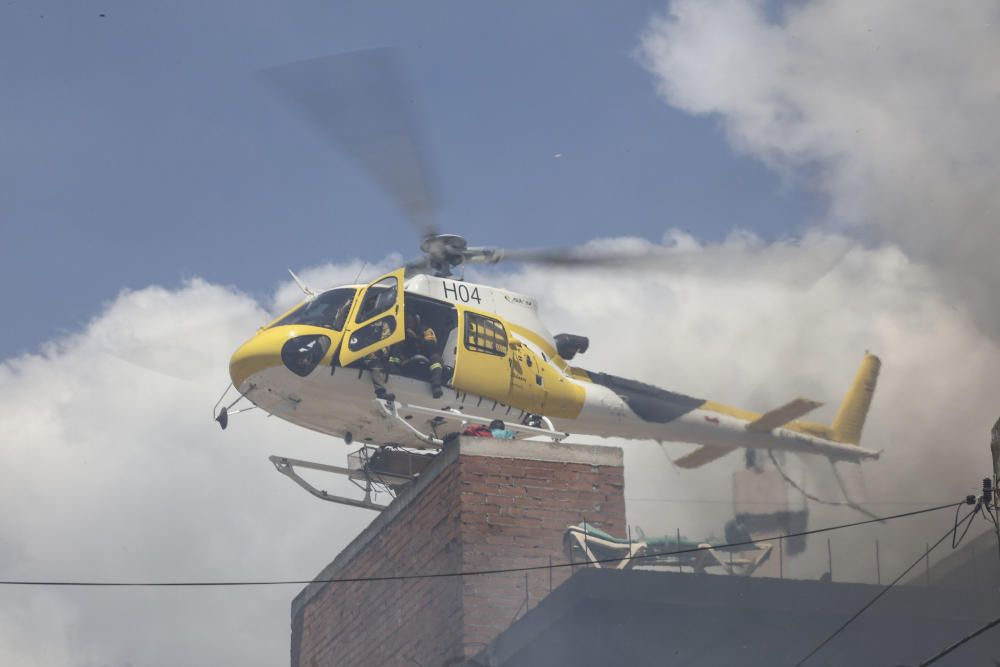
[951,501,980,549]
[915,615,1000,666]
[0,502,957,588]
[625,497,951,507]
[792,502,974,667]
[767,449,879,520]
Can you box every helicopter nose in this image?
[230,327,335,390]
[229,329,288,390]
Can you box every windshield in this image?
[272,288,357,331]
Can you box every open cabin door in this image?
[452,307,512,401]
[340,269,406,366]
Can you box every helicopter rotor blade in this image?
[462,245,674,269]
[259,50,851,289]
[261,49,439,238]
[461,237,853,287]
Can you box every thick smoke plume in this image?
[634,0,1000,577]
[639,0,1000,337]
[1,245,995,664]
[0,281,375,665]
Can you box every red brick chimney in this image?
[291,437,626,666]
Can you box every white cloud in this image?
[2,232,997,662]
[638,0,1000,335]
[625,0,1000,577]
[498,234,999,564]
[0,279,375,666]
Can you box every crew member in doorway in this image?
[390,313,444,398]
[363,316,395,404]
[367,349,394,404]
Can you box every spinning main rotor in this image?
[260,47,855,287]
[262,48,676,278]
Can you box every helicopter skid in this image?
[269,455,390,510]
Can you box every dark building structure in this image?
[290,437,1000,666]
[291,438,625,666]
[475,567,1000,666]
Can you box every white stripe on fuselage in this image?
[242,364,876,462]
[243,366,542,449]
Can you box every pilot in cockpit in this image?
[332,299,352,331]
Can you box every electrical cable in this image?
[951,500,980,549]
[0,501,958,588]
[914,614,1000,666]
[767,449,879,520]
[625,497,953,507]
[792,502,975,667]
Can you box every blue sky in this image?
[0,0,819,358]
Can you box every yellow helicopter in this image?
[215,50,880,505]
[222,234,880,468]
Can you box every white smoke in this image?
[633,0,1000,577]
[1,233,996,663]
[495,232,998,578]
[638,0,1000,337]
[0,280,374,666]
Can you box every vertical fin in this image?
[832,353,881,444]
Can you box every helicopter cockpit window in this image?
[464,313,508,357]
[355,276,398,323]
[348,315,397,352]
[272,288,357,331]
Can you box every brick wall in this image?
[292,438,625,667]
[457,442,626,654]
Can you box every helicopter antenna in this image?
[287,269,316,298]
[354,262,368,284]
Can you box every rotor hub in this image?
[420,234,469,275]
[420,233,468,258]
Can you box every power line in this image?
[792,502,976,666]
[915,615,1000,666]
[626,497,951,507]
[766,449,880,519]
[0,501,958,589]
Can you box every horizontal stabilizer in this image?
[746,398,823,433]
[674,445,734,469]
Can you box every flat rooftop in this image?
[477,568,1000,666]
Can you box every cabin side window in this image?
[464,313,508,357]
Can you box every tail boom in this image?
[566,353,882,467]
